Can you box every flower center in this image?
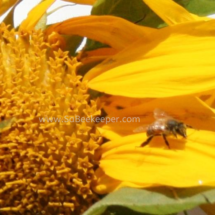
[0,23,102,215]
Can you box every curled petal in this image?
[46,15,157,51]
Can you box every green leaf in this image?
[178,0,215,16]
[63,35,83,56]
[83,187,215,215]
[77,58,102,76]
[88,89,104,100]
[91,0,146,23]
[101,206,177,215]
[101,206,146,215]
[90,0,215,28]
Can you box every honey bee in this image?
[134,109,192,148]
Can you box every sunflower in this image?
[0,23,102,214]
[2,0,215,214]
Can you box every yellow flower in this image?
[6,0,215,213]
[0,23,102,214]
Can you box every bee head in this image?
[177,123,187,138]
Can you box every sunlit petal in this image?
[94,168,151,194]
[94,130,215,194]
[88,20,215,98]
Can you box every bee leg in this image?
[162,134,170,149]
[172,128,178,138]
[140,136,154,147]
[186,124,193,129]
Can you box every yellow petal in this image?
[143,0,210,25]
[85,19,215,81]
[94,130,215,194]
[46,15,157,51]
[97,127,123,140]
[19,0,55,31]
[63,0,96,5]
[0,0,18,16]
[93,168,122,194]
[94,168,152,194]
[88,20,215,98]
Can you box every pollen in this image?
[0,23,102,215]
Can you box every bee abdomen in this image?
[146,124,166,137]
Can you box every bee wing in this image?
[133,125,148,133]
[134,109,172,133]
[154,108,173,120]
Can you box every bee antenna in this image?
[186,124,199,131]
